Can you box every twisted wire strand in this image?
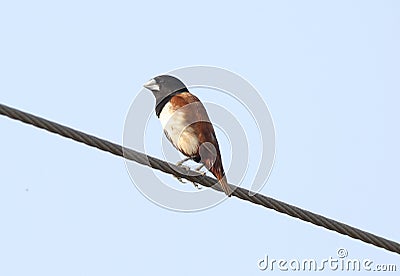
[1,103,399,254]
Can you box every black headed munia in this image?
[143,75,232,196]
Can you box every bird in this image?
[143,75,232,196]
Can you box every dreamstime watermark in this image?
[123,66,275,212]
[257,248,397,272]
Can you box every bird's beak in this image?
[143,78,159,91]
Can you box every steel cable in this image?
[1,103,399,255]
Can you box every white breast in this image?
[159,102,199,156]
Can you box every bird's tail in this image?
[218,175,232,197]
[209,162,232,197]
[201,142,232,197]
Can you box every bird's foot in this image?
[175,157,191,167]
[194,164,206,175]
[174,158,205,190]
[175,176,186,183]
[190,164,205,189]
[192,182,202,190]
[173,157,191,183]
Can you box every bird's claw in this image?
[175,176,186,183]
[192,182,202,190]
[174,159,204,190]
[196,170,206,176]
[175,157,191,167]
[180,164,191,171]
[194,164,206,176]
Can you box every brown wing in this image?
[169,92,232,196]
[170,92,218,162]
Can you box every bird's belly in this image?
[159,103,199,156]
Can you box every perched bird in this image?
[143,75,232,196]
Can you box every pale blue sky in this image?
[1,0,399,275]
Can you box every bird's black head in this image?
[143,75,188,117]
[143,75,187,97]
